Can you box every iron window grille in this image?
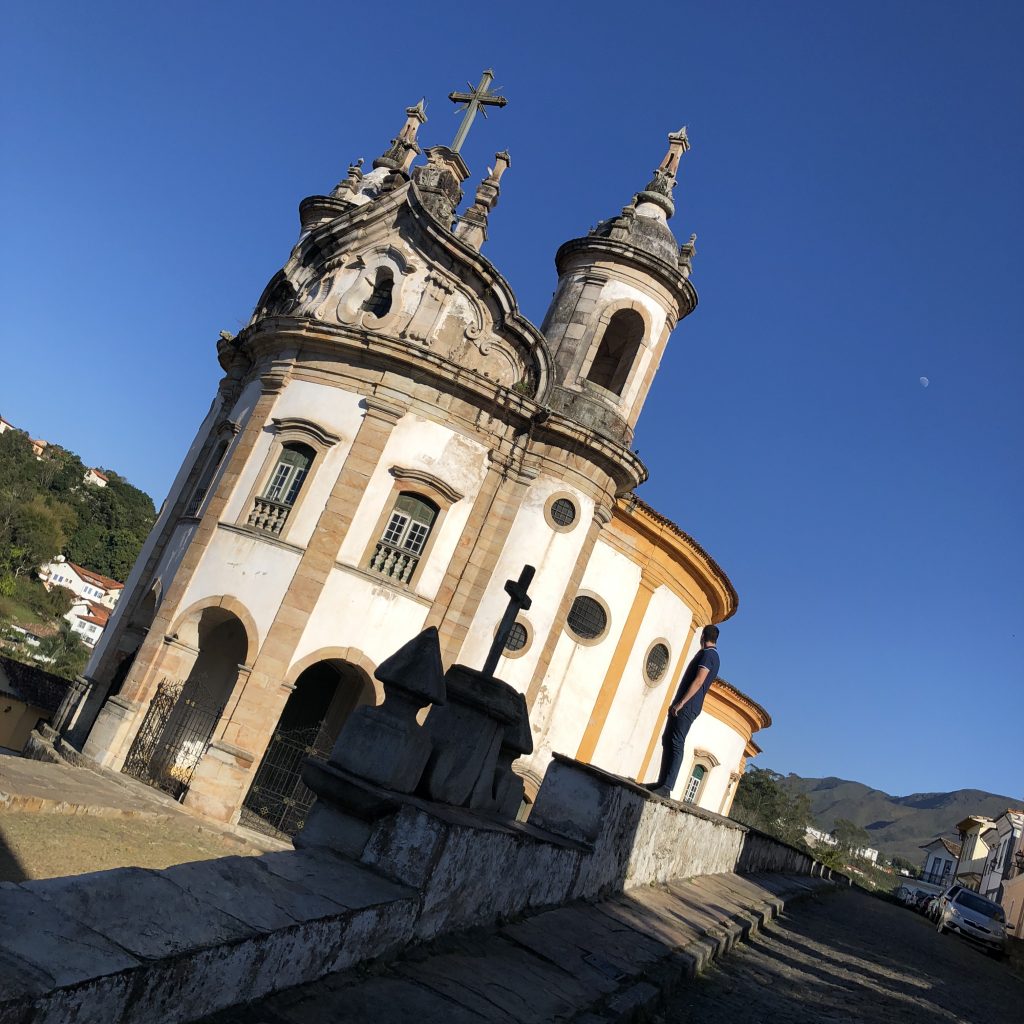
[550,498,577,527]
[505,621,528,652]
[645,643,670,682]
[567,595,607,640]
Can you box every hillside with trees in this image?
[0,426,155,676]
[773,772,1023,865]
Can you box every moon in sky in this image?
[919,377,930,388]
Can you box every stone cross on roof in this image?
[481,564,535,678]
[448,69,508,154]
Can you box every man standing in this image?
[643,624,720,799]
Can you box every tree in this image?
[730,767,814,847]
[36,621,90,680]
[832,818,871,856]
[890,855,920,877]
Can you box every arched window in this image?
[683,763,707,804]
[369,492,438,583]
[249,442,314,535]
[185,440,230,518]
[586,309,645,395]
[263,443,314,506]
[362,268,394,319]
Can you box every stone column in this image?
[183,395,406,822]
[525,502,612,710]
[82,360,293,770]
[428,450,538,667]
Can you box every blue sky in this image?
[2,2,1021,799]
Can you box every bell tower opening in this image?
[586,309,644,395]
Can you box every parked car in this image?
[924,896,941,921]
[936,887,1007,956]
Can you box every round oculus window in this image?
[549,498,577,528]
[567,595,607,640]
[645,643,670,682]
[505,621,528,652]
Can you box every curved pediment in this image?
[249,182,551,399]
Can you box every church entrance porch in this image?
[119,606,249,800]
[239,659,374,839]
[121,677,225,799]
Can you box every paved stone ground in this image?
[660,887,1024,1024]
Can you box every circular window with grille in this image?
[544,492,581,533]
[566,594,609,643]
[496,618,531,659]
[505,621,528,652]
[644,641,671,685]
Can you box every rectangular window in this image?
[382,512,408,546]
[264,463,293,502]
[404,520,431,555]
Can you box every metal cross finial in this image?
[481,564,535,678]
[448,69,508,154]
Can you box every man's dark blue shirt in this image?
[672,646,720,721]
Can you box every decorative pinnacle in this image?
[637,126,691,219]
[373,100,428,174]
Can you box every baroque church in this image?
[60,81,770,836]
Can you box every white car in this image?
[936,886,1007,956]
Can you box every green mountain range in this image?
[774,773,1023,865]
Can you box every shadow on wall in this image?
[0,821,27,883]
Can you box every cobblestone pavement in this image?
[662,887,1023,1024]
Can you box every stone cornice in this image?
[555,236,698,318]
[389,465,464,505]
[235,317,648,496]
[611,496,737,622]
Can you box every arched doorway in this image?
[240,659,373,838]
[122,606,249,799]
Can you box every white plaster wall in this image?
[176,529,301,652]
[591,584,695,777]
[457,476,594,691]
[291,566,430,670]
[267,383,365,548]
[527,541,642,771]
[336,414,489,598]
[674,711,748,811]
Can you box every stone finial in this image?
[679,232,697,278]
[636,126,690,220]
[326,627,446,792]
[411,145,470,228]
[454,150,511,250]
[330,157,364,199]
[373,100,428,177]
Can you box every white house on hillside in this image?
[919,836,960,887]
[39,558,124,611]
[804,826,879,864]
[83,468,109,487]
[66,599,112,648]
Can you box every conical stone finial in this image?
[454,150,511,250]
[373,100,428,176]
[636,127,690,219]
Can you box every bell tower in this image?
[540,129,698,445]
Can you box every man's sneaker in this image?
[651,786,672,799]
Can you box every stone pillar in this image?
[82,362,292,769]
[525,502,612,709]
[182,394,406,822]
[428,450,537,667]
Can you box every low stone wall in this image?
[0,753,844,1024]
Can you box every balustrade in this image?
[368,541,419,583]
[248,496,291,535]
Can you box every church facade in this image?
[66,96,768,832]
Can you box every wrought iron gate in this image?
[122,678,225,800]
[239,724,332,839]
